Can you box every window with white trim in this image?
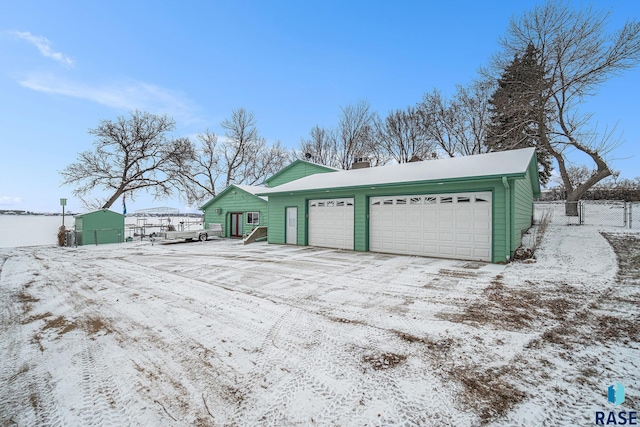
[246,212,260,224]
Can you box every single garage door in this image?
[308,198,354,250]
[369,192,492,261]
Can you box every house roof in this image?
[258,148,539,195]
[233,184,268,199]
[264,159,339,186]
[199,184,267,210]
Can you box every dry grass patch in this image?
[85,317,112,336]
[362,353,407,370]
[41,315,78,336]
[452,365,527,425]
[420,334,525,425]
[601,232,640,281]
[17,291,39,303]
[21,311,53,325]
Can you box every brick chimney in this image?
[352,157,370,169]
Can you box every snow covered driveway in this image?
[1,219,639,426]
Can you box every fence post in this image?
[623,202,628,228]
[630,203,633,229]
[579,201,585,225]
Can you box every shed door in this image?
[369,192,492,261]
[308,198,354,250]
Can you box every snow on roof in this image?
[233,184,268,201]
[258,148,536,195]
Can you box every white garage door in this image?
[369,192,492,261]
[308,198,354,250]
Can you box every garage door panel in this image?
[456,233,472,243]
[456,247,472,257]
[439,220,454,230]
[309,198,354,250]
[370,191,492,262]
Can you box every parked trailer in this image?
[159,223,223,242]
[161,229,211,242]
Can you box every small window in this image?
[441,197,453,203]
[371,199,381,206]
[310,202,317,207]
[347,200,354,206]
[457,196,471,203]
[396,198,407,205]
[475,196,489,203]
[410,197,422,204]
[383,198,394,205]
[246,212,260,224]
[327,200,335,207]
[424,196,437,204]
[318,201,325,207]
[337,200,345,207]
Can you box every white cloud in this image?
[18,73,197,122]
[0,196,22,206]
[10,31,75,67]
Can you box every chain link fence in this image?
[62,228,127,247]
[535,201,637,229]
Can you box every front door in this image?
[286,207,297,245]
[230,213,243,237]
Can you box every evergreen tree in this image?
[485,43,553,185]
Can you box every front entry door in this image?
[286,207,297,244]
[230,213,243,237]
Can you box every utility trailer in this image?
[159,223,223,242]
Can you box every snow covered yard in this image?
[1,214,639,426]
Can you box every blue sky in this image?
[1,0,639,213]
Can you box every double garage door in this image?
[307,191,492,261]
[369,192,492,261]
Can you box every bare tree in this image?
[454,80,493,156]
[218,108,288,188]
[237,138,290,185]
[335,100,375,169]
[418,81,492,158]
[171,111,290,205]
[168,130,221,205]
[220,108,260,188]
[296,125,339,167]
[419,90,463,158]
[496,0,640,214]
[60,111,186,209]
[374,106,435,163]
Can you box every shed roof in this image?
[74,209,124,218]
[258,148,538,195]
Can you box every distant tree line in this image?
[540,177,640,202]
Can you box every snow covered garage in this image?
[258,148,541,263]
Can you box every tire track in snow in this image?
[78,337,136,426]
[0,249,69,426]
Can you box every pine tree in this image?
[485,43,553,185]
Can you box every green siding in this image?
[74,209,125,245]
[512,168,535,251]
[265,160,337,187]
[202,187,267,238]
[267,179,505,262]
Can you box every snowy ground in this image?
[1,211,639,426]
